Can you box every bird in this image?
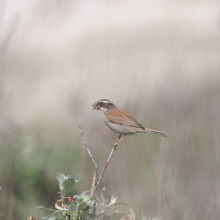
[92,99,167,146]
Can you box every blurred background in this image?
[1,0,220,219]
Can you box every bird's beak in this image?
[92,103,97,110]
[92,102,100,110]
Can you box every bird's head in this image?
[92,99,115,113]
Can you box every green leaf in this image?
[34,205,55,212]
[140,205,147,220]
[109,195,118,206]
[78,202,88,211]
[81,195,93,201]
[57,173,65,185]
[77,210,90,217]
[73,196,83,204]
[57,173,76,197]
[152,218,163,220]
[101,187,111,206]
[62,177,75,197]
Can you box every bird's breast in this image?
[102,113,136,135]
[102,114,124,134]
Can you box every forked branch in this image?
[78,124,117,195]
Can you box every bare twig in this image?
[95,144,116,188]
[78,124,117,195]
[78,124,98,195]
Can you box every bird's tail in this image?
[144,128,168,137]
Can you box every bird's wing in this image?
[107,109,145,130]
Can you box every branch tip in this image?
[78,123,117,195]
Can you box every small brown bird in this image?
[92,99,167,145]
